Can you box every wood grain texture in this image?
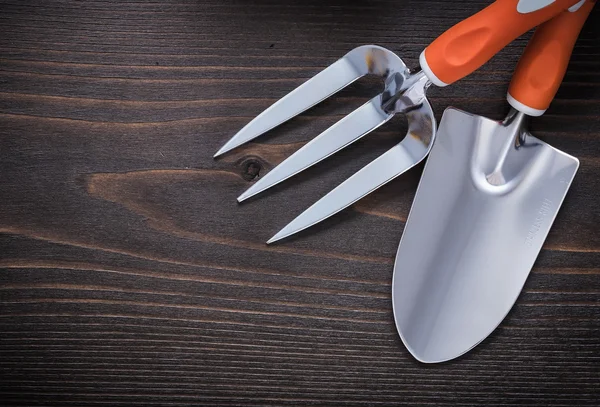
[0,0,599,405]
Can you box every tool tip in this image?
[266,234,284,245]
[215,132,247,157]
[237,182,265,202]
[213,145,229,158]
[267,226,295,244]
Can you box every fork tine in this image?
[214,58,365,157]
[266,143,422,244]
[267,98,436,243]
[237,94,393,202]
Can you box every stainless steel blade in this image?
[392,108,579,363]
[238,95,393,202]
[214,45,409,157]
[267,102,435,243]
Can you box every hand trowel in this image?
[392,0,595,363]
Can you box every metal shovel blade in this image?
[392,107,579,363]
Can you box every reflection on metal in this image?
[392,107,579,363]
[264,63,436,243]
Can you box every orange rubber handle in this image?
[421,0,583,87]
[508,0,595,116]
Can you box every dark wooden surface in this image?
[1,0,599,405]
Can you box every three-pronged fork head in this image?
[215,45,435,242]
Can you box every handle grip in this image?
[420,0,583,87]
[507,0,595,116]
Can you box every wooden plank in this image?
[1,0,599,405]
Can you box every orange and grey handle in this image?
[507,0,595,116]
[420,0,584,87]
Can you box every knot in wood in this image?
[241,159,262,181]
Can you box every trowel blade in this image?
[392,107,579,363]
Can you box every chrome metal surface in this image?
[214,45,410,157]
[392,107,579,363]
[268,96,435,243]
[239,71,431,202]
[238,95,393,202]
